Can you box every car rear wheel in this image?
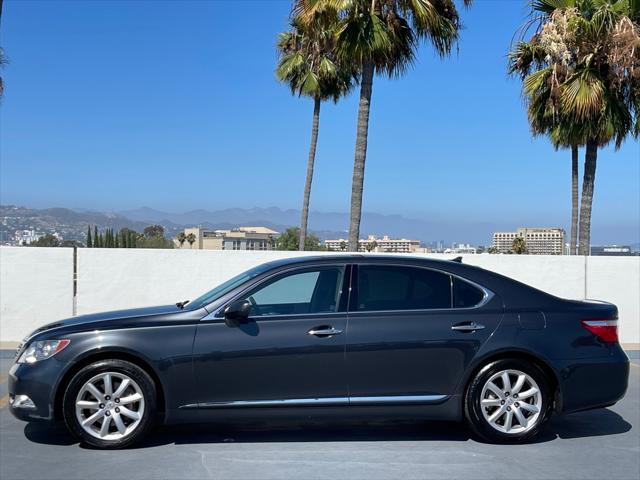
[465,359,553,443]
[63,359,156,449]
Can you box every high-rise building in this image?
[492,228,565,255]
[325,235,420,253]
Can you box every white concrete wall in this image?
[1,247,638,345]
[75,249,333,315]
[586,256,640,345]
[0,247,74,342]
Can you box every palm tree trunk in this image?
[570,144,579,255]
[348,62,375,252]
[299,97,321,251]
[578,139,598,256]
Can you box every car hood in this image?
[28,304,187,339]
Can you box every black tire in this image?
[464,359,553,444]
[62,359,157,449]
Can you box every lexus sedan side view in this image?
[8,255,629,448]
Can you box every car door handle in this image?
[451,322,485,332]
[308,326,343,337]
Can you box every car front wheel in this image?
[465,359,553,443]
[62,359,157,449]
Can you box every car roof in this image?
[262,254,461,268]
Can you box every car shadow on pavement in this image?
[23,407,632,449]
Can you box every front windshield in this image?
[187,264,272,310]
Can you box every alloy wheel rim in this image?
[480,369,542,434]
[75,372,145,441]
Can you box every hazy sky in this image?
[1,0,638,242]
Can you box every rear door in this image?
[345,263,503,403]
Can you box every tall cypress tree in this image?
[94,226,99,248]
[86,226,92,248]
[115,232,119,248]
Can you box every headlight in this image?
[17,339,70,364]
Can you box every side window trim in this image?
[349,263,494,314]
[211,263,350,320]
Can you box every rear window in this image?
[356,265,452,311]
[453,277,486,308]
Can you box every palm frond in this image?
[561,69,605,120]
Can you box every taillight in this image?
[581,319,619,343]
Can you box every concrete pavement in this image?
[0,352,638,480]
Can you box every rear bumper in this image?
[558,349,630,414]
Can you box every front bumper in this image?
[8,358,66,422]
[558,348,630,413]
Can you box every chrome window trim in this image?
[352,262,495,314]
[202,261,495,322]
[181,394,448,409]
[202,262,350,322]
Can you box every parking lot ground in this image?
[1,353,638,480]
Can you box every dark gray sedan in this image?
[8,255,629,448]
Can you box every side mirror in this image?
[223,299,251,326]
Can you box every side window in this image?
[453,277,486,308]
[356,265,452,311]
[242,267,345,317]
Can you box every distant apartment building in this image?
[444,243,478,254]
[591,245,636,256]
[325,235,420,253]
[176,226,279,251]
[492,228,566,255]
[14,229,42,246]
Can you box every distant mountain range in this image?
[2,204,637,247]
[117,206,503,244]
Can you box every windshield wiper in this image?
[176,300,190,309]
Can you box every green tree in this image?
[86,225,92,248]
[114,232,119,248]
[512,236,528,255]
[144,225,165,238]
[295,0,471,251]
[93,226,99,248]
[365,239,377,252]
[487,246,500,254]
[277,13,355,251]
[30,234,60,247]
[276,227,323,250]
[511,0,639,255]
[339,240,347,251]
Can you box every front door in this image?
[345,264,503,403]
[193,264,350,407]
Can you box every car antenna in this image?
[451,256,463,263]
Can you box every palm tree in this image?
[186,233,196,249]
[295,0,471,251]
[513,0,639,255]
[0,0,5,99]
[277,14,355,252]
[512,236,528,255]
[509,39,583,255]
[0,48,6,99]
[177,232,187,248]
